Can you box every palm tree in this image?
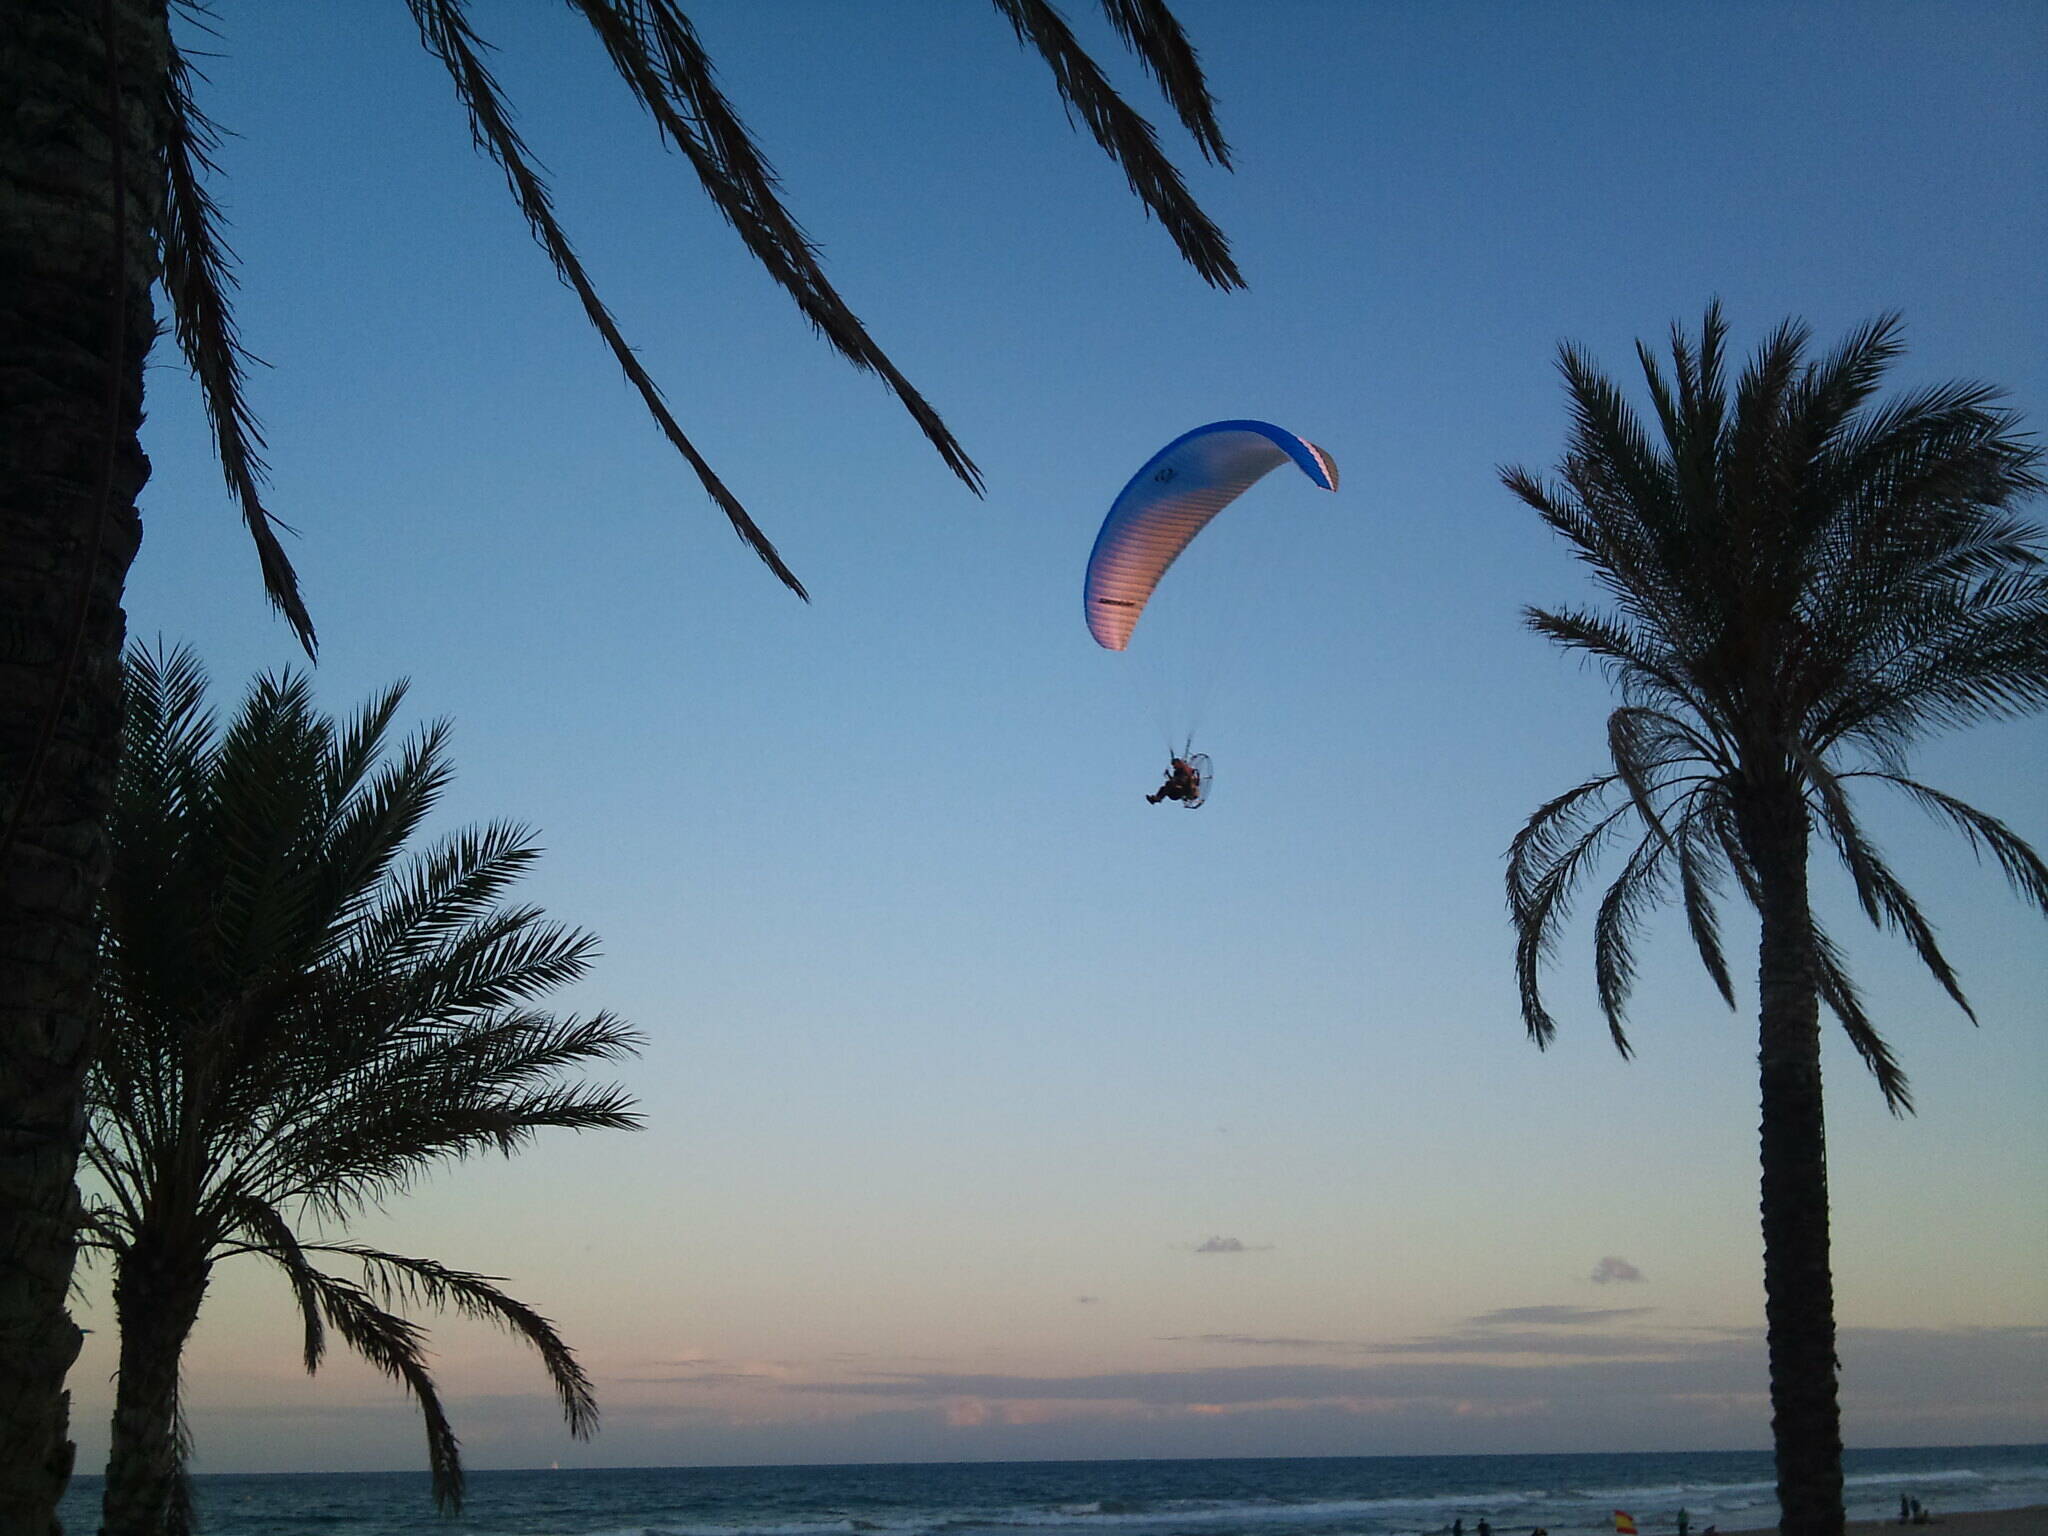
[1,6,1238,1524]
[1504,304,2046,1536]
[81,645,641,1536]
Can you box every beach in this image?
[1729,1515,2048,1536]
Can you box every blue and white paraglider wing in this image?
[1083,420,1338,651]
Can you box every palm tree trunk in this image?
[0,4,168,1531]
[1741,784,1845,1536]
[100,1246,208,1536]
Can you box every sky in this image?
[66,0,2047,1476]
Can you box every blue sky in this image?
[69,0,2047,1473]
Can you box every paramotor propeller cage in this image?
[1183,754,1212,808]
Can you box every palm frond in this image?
[285,1076,642,1221]
[1810,919,1913,1114]
[310,1246,599,1436]
[1722,317,1807,544]
[407,908,600,1022]
[1832,578,2048,750]
[1787,311,1906,466]
[306,1268,466,1510]
[408,0,808,597]
[1803,755,1975,1020]
[305,718,457,953]
[158,35,317,654]
[1591,826,1675,1053]
[342,821,544,979]
[1849,772,2048,916]
[989,0,1242,288]
[1518,353,1675,582]
[1662,300,1730,514]
[1605,706,1710,848]
[1522,605,1709,723]
[1507,776,1636,1046]
[271,1012,640,1217]
[1506,773,1619,919]
[1551,342,1703,634]
[569,0,985,495]
[1674,791,1737,1008]
[217,1192,326,1371]
[1094,0,1231,164]
[1803,385,2045,685]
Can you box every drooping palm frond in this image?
[568,0,985,494]
[311,1245,599,1436]
[1853,772,2048,915]
[1093,0,1231,165]
[1590,823,1671,1053]
[1606,705,1711,846]
[989,0,1243,289]
[216,1192,327,1372]
[1802,750,1972,1019]
[303,1267,467,1510]
[163,1,1240,616]
[158,27,316,655]
[408,0,809,596]
[1808,918,1913,1114]
[1507,773,1636,1047]
[1673,792,1736,1008]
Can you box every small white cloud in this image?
[1591,1255,1645,1284]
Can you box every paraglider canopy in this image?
[1084,419,1338,651]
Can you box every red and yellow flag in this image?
[1613,1515,1638,1536]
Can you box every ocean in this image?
[56,1445,2048,1536]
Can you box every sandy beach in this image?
[1724,1513,2048,1536]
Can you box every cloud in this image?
[1474,1306,1652,1326]
[1192,1236,1270,1253]
[793,1349,1768,1407]
[144,1326,2048,1474]
[786,1325,2048,1427]
[1075,1296,1099,1304]
[1591,1255,1646,1284]
[1369,1330,1681,1359]
[616,1358,798,1385]
[1164,1314,1667,1359]
[1163,1334,1365,1352]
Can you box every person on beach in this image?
[1679,1510,1690,1536]
[1478,1520,1491,1536]
[1147,756,1201,804]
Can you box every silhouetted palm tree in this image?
[1505,304,2045,1536]
[83,646,640,1536]
[1,8,1237,1525]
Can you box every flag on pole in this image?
[1614,1515,1638,1536]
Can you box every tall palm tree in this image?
[1,6,1238,1525]
[82,645,640,1536]
[1504,304,2046,1536]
